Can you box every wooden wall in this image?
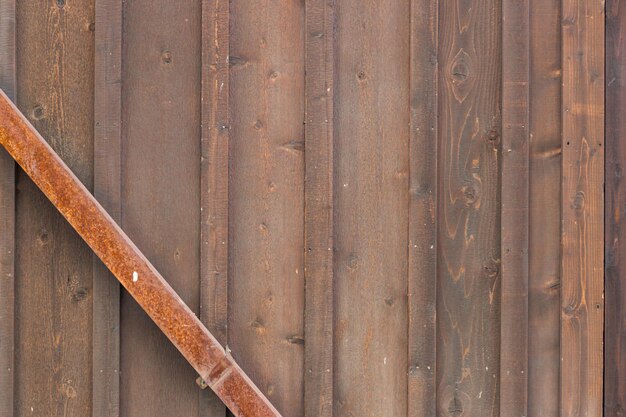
[0,0,614,416]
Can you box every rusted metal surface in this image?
[0,89,282,417]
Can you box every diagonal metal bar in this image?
[0,89,282,417]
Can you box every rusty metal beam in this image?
[0,89,282,417]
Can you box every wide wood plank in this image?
[436,0,502,416]
[605,0,625,415]
[500,0,529,415]
[93,0,122,415]
[120,1,202,415]
[560,0,604,415]
[528,0,561,415]
[407,0,437,416]
[304,1,334,417]
[333,2,410,416]
[229,1,305,415]
[200,0,229,415]
[14,1,95,415]
[0,0,15,414]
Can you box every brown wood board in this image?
[228,2,306,416]
[528,0,562,415]
[200,0,230,416]
[14,2,95,415]
[333,2,410,416]
[606,0,625,415]
[0,0,15,415]
[436,0,502,415]
[408,0,438,416]
[93,0,122,415]
[500,0,529,415]
[304,1,334,417]
[560,0,604,415]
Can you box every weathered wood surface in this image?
[200,0,230,416]
[228,2,305,416]
[93,0,122,415]
[14,2,95,416]
[0,0,15,415]
[0,90,282,417]
[606,0,626,415]
[528,0,562,416]
[408,0,438,416]
[334,1,410,416]
[0,1,612,416]
[304,1,334,417]
[436,0,502,416]
[500,0,529,415]
[560,0,604,416]
[119,2,204,415]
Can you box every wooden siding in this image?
[0,0,614,416]
[606,0,626,416]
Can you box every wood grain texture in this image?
[200,0,229,415]
[93,0,122,415]
[333,1,409,416]
[0,0,15,415]
[560,0,604,416]
[408,0,437,416]
[606,1,626,415]
[14,1,95,416]
[528,0,561,415]
[0,90,283,417]
[228,2,305,415]
[120,1,202,415]
[500,0,529,415]
[304,1,334,417]
[436,0,501,416]
[0,0,15,99]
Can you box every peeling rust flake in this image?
[0,89,282,417]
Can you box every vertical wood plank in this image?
[500,0,529,415]
[200,0,229,415]
[436,0,502,416]
[304,0,334,416]
[120,1,202,415]
[606,0,626,415]
[560,0,604,416]
[408,0,437,416]
[14,0,95,415]
[0,0,15,415]
[229,1,305,415]
[93,0,122,415]
[0,0,15,99]
[528,0,561,415]
[333,1,410,416]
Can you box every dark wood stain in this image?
[200,0,230,415]
[304,1,334,417]
[0,0,15,415]
[408,0,438,416]
[436,0,502,416]
[528,0,561,415]
[0,91,282,417]
[606,0,625,415]
[119,1,202,415]
[560,0,604,416]
[500,0,529,415]
[93,0,122,415]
